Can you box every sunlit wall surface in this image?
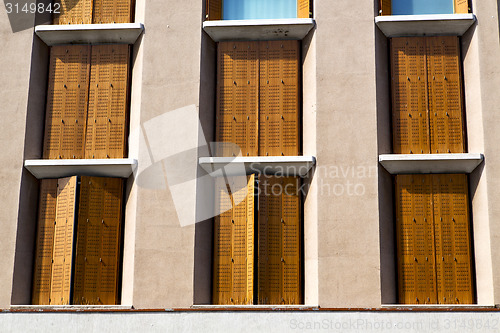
[392,0,454,15]
[223,0,297,20]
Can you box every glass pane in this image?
[392,0,454,15]
[223,0,297,20]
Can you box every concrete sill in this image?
[191,305,316,311]
[381,304,495,310]
[10,305,133,312]
[25,159,138,179]
[379,153,483,174]
[375,14,476,37]
[203,18,315,41]
[35,23,144,46]
[199,156,316,177]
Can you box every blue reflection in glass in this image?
[392,0,454,15]
[223,0,297,20]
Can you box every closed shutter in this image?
[73,176,124,305]
[454,0,469,14]
[259,41,300,156]
[297,0,310,18]
[380,0,391,15]
[395,175,437,304]
[432,174,473,304]
[86,45,130,159]
[93,0,134,23]
[216,42,259,157]
[258,176,302,304]
[206,0,222,20]
[391,38,430,154]
[43,45,91,159]
[50,176,77,305]
[53,0,93,24]
[213,175,254,305]
[32,179,58,305]
[426,37,465,154]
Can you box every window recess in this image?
[379,0,469,15]
[206,0,311,21]
[53,0,135,24]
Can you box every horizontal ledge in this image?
[375,14,476,37]
[199,156,316,177]
[35,23,144,45]
[10,305,133,311]
[25,159,138,179]
[379,153,483,174]
[203,18,315,41]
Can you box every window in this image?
[216,40,301,157]
[379,0,469,15]
[53,0,135,24]
[213,175,302,305]
[395,174,474,304]
[206,0,311,20]
[43,44,131,159]
[32,176,124,305]
[390,36,465,154]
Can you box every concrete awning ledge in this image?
[24,159,138,179]
[199,156,316,177]
[375,14,476,37]
[35,23,144,46]
[379,153,483,174]
[202,18,315,41]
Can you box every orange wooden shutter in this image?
[32,179,58,305]
[73,176,124,305]
[259,41,300,156]
[258,176,302,304]
[432,174,473,304]
[93,0,134,23]
[43,45,91,159]
[85,45,130,159]
[53,0,93,24]
[206,0,222,20]
[454,0,469,14]
[426,37,465,154]
[216,42,259,157]
[297,0,310,18]
[391,38,430,154]
[213,175,254,305]
[50,176,77,305]
[380,0,391,15]
[395,175,437,304]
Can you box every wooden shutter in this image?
[206,0,222,20]
[391,38,430,154]
[258,176,302,304]
[53,0,93,24]
[32,179,58,305]
[259,41,300,156]
[85,45,130,159]
[216,42,259,157]
[43,45,91,159]
[395,175,437,304]
[213,175,254,305]
[432,174,473,304]
[93,0,134,23]
[73,176,124,305]
[454,0,469,14]
[50,176,77,305]
[426,37,465,154]
[297,0,310,18]
[380,0,391,15]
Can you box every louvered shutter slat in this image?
[32,179,58,305]
[53,0,93,24]
[396,175,437,304]
[216,42,259,157]
[297,0,310,18]
[43,45,90,159]
[259,41,300,157]
[454,0,469,14]
[86,45,130,159]
[391,38,429,154]
[93,0,134,23]
[50,176,77,305]
[380,0,391,15]
[206,0,222,20]
[426,37,465,154]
